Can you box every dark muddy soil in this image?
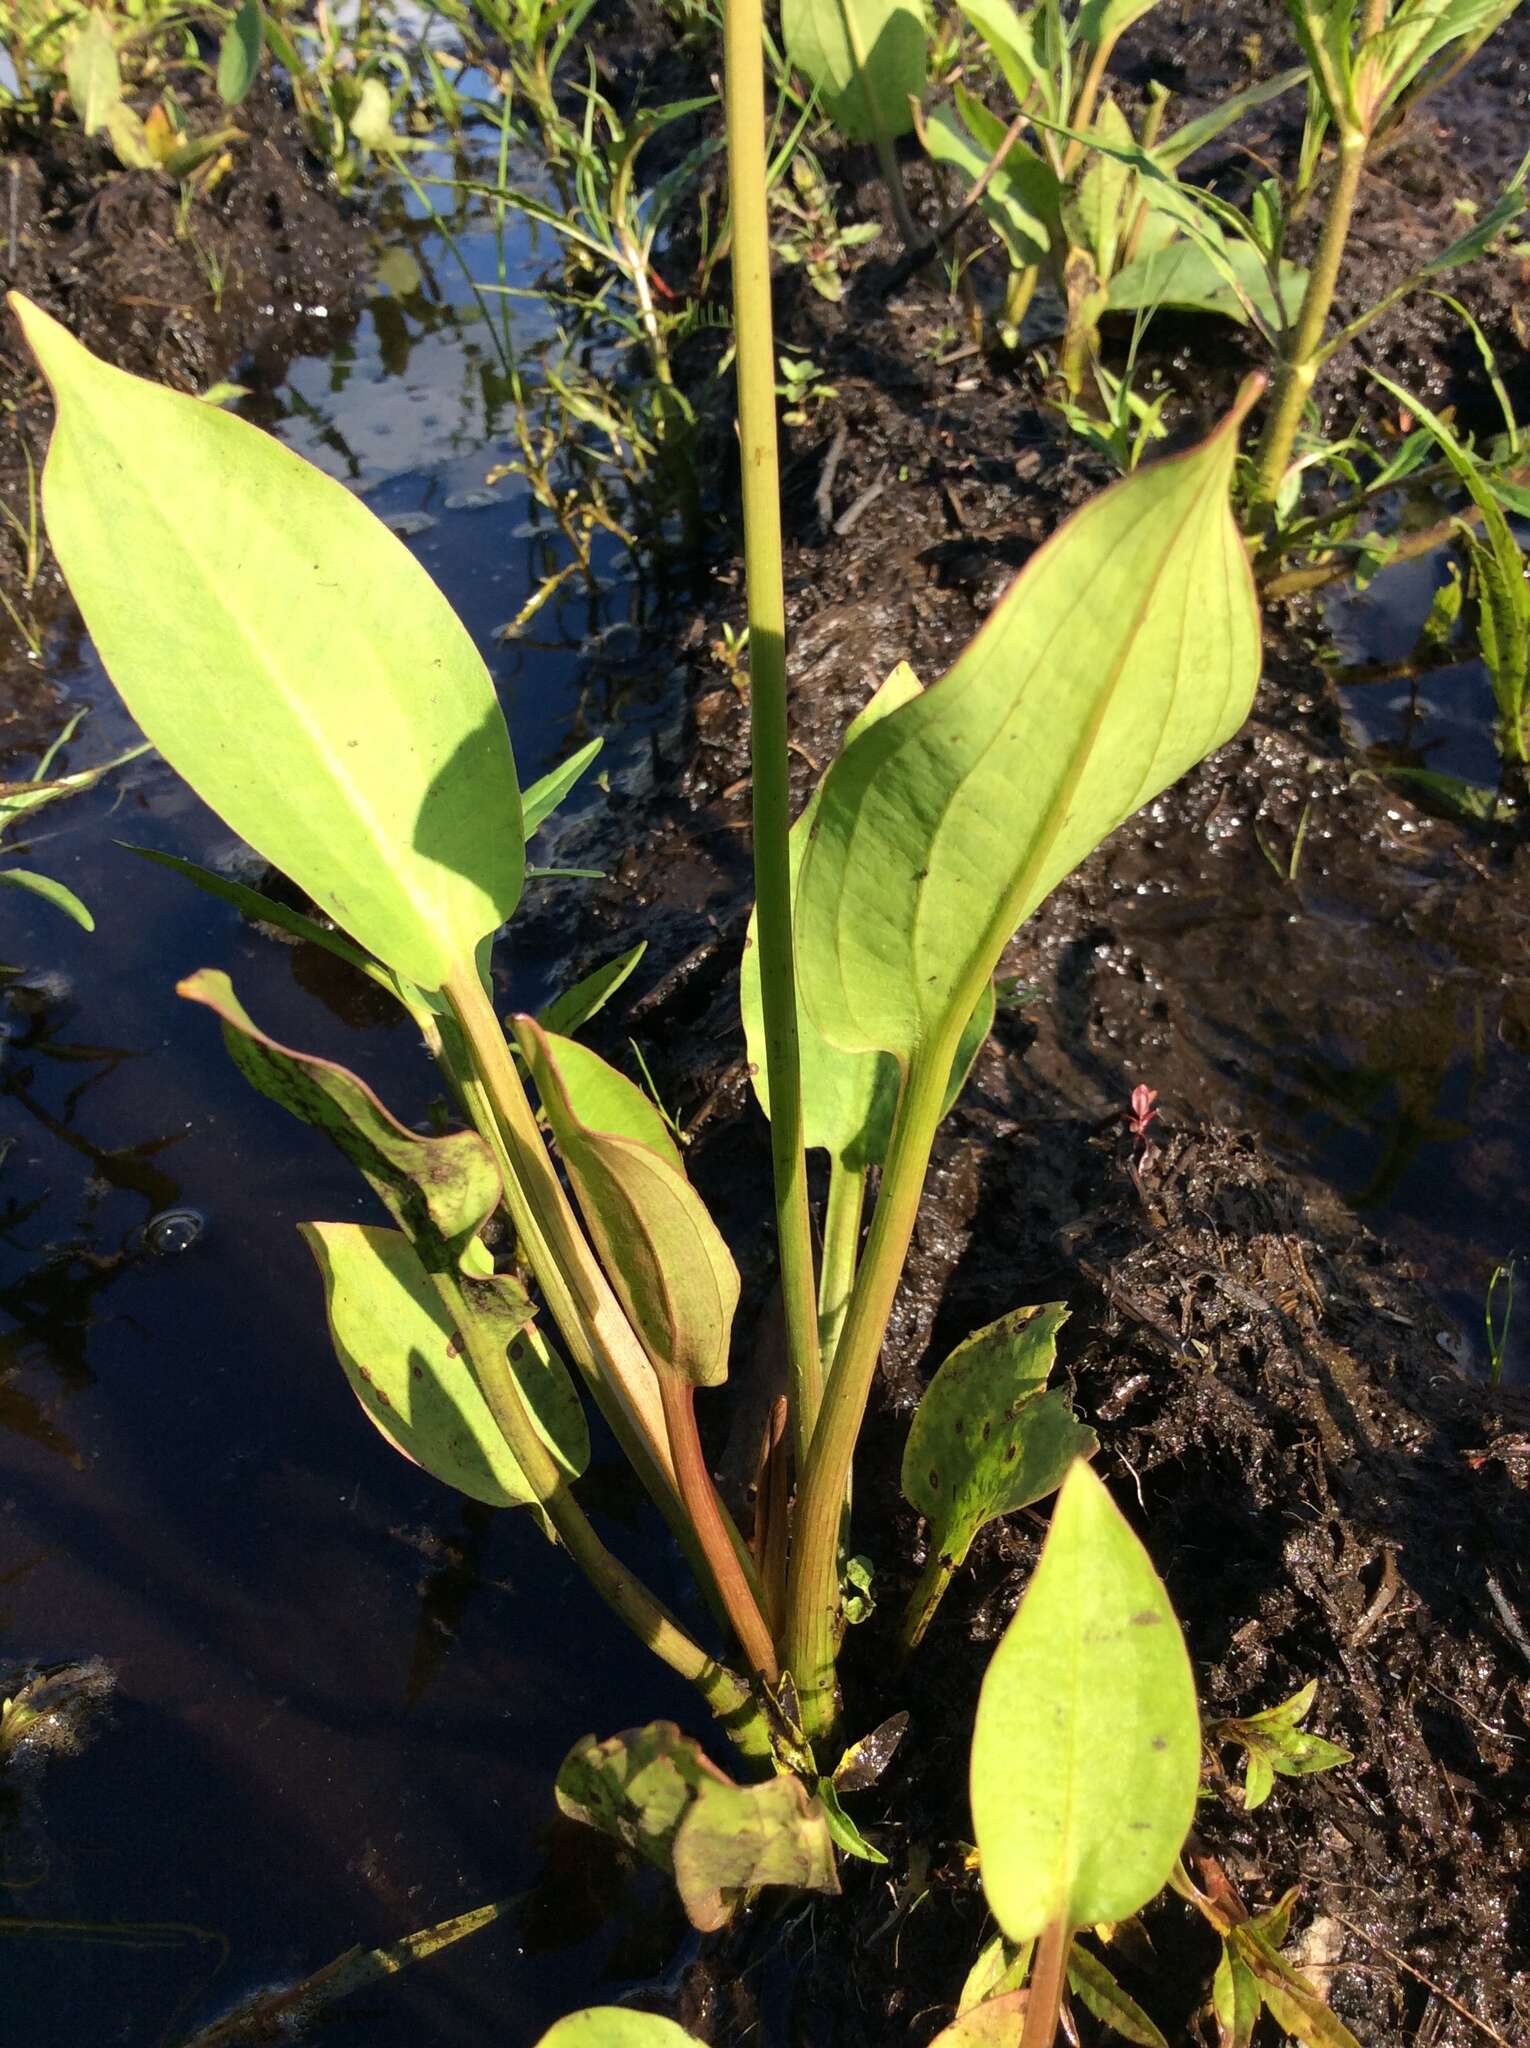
[0,74,365,745]
[3,6,1529,2046]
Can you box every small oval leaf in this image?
[9,294,523,991]
[970,1460,1200,1942]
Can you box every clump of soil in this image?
[0,74,365,745]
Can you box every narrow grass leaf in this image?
[970,1460,1200,1941]
[0,868,94,929]
[539,942,648,1037]
[522,737,604,836]
[1066,1941,1169,2047]
[9,295,522,991]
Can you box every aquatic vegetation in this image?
[8,0,1253,1966]
[0,712,148,945]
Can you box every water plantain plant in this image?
[6,0,1263,2014]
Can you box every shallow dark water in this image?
[1,136,699,2048]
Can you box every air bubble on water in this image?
[445,488,498,512]
[145,1207,206,1256]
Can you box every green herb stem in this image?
[896,1550,955,1663]
[1250,128,1368,518]
[816,1160,865,1372]
[439,1266,771,1760]
[786,1043,954,1751]
[1020,1916,1072,2048]
[723,0,824,1466]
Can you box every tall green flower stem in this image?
[788,1041,959,1750]
[816,1162,865,1368]
[1248,126,1369,520]
[723,0,823,1467]
[437,1259,772,1762]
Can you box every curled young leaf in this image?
[513,1019,738,1385]
[970,1460,1200,1943]
[180,968,499,1268]
[796,393,1262,1086]
[301,1222,587,1526]
[9,294,522,992]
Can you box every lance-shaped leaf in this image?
[1067,1942,1169,2048]
[970,1460,1199,1943]
[180,968,499,1268]
[1212,1680,1353,1811]
[902,1305,1096,1571]
[8,294,522,992]
[556,1722,838,1933]
[742,664,995,1168]
[796,391,1261,1081]
[0,868,94,929]
[513,1019,738,1385]
[301,1222,587,1522]
[782,0,931,143]
[539,941,648,1038]
[921,96,1055,269]
[534,2013,699,2048]
[1077,0,1164,45]
[929,1992,1029,2048]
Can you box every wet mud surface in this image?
[3,4,1530,2045]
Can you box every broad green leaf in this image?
[102,102,158,172]
[65,11,120,135]
[1067,1941,1169,2047]
[970,1460,1200,1941]
[9,294,523,992]
[555,1722,837,1932]
[742,664,995,1168]
[921,91,1056,269]
[782,0,931,143]
[902,1305,1096,1571]
[0,867,93,929]
[958,0,1054,111]
[796,392,1260,1081]
[522,737,603,836]
[180,968,499,1267]
[1107,240,1308,327]
[929,1991,1029,2047]
[533,2016,698,2048]
[539,942,647,1038]
[513,1019,738,1385]
[301,1222,587,1518]
[1077,0,1164,46]
[217,0,263,105]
